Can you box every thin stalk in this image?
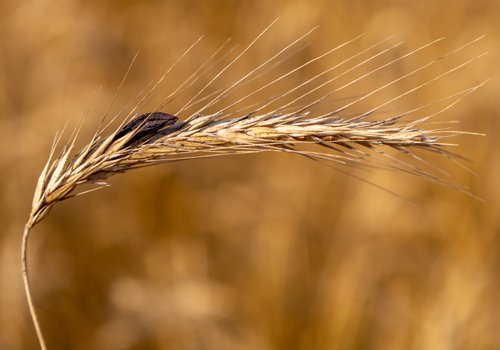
[21,224,47,350]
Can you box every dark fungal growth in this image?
[115,112,178,146]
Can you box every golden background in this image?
[1,0,499,349]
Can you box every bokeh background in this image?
[1,0,499,349]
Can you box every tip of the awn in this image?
[474,34,486,41]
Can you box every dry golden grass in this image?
[24,28,486,349]
[1,1,499,349]
[27,31,486,224]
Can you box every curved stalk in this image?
[21,224,47,350]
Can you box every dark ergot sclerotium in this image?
[114,112,178,145]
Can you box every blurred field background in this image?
[1,0,499,349]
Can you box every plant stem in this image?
[22,224,47,350]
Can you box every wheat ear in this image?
[23,26,485,349]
